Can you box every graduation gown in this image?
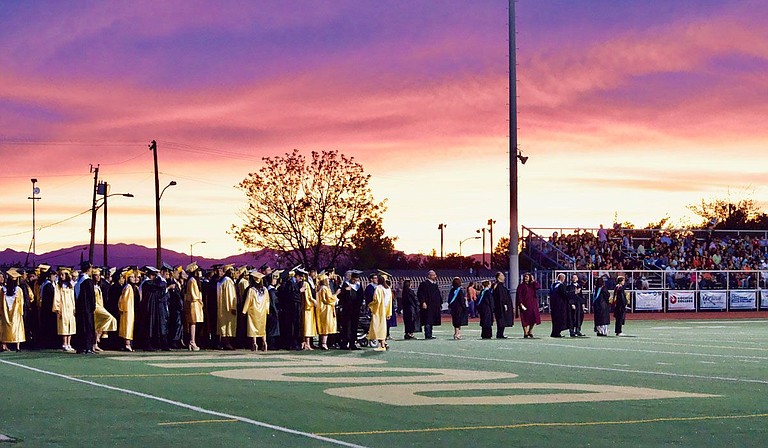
[266,285,280,338]
[302,281,318,338]
[448,286,468,328]
[367,285,392,341]
[401,286,421,334]
[217,276,238,337]
[118,284,135,340]
[565,282,585,331]
[492,282,515,327]
[476,288,494,328]
[242,286,269,338]
[592,287,611,327]
[417,280,442,326]
[1,286,25,344]
[53,283,76,336]
[39,281,58,348]
[184,277,205,323]
[167,278,184,343]
[316,285,338,335]
[141,277,169,345]
[337,281,364,347]
[516,281,541,326]
[236,277,249,343]
[93,284,117,334]
[549,281,569,335]
[73,275,97,352]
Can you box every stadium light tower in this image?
[509,0,521,298]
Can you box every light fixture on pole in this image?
[437,223,447,259]
[487,219,496,269]
[190,240,206,263]
[459,236,481,256]
[96,186,134,267]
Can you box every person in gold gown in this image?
[298,269,317,350]
[92,268,117,352]
[118,269,137,351]
[53,267,76,352]
[315,275,338,350]
[368,274,393,351]
[184,262,204,351]
[1,269,26,352]
[217,265,238,350]
[242,270,269,351]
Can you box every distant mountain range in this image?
[0,243,277,270]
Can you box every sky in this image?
[1,0,767,261]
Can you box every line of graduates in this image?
[1,261,398,354]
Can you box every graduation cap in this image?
[271,269,284,278]
[160,262,174,272]
[80,260,93,272]
[144,266,160,274]
[211,263,223,270]
[5,268,21,280]
[259,263,271,271]
[295,267,308,276]
[376,269,393,281]
[37,263,51,273]
[186,261,199,272]
[346,269,363,278]
[57,266,72,275]
[249,269,264,279]
[237,265,248,276]
[223,264,235,273]
[108,267,117,277]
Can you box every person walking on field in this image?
[592,277,610,336]
[516,272,541,338]
[477,280,494,339]
[447,277,467,340]
[417,270,442,340]
[492,272,514,339]
[613,276,628,336]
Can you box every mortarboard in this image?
[5,268,21,279]
[186,261,199,272]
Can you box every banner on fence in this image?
[699,291,727,310]
[668,291,696,311]
[634,291,663,311]
[762,291,768,310]
[729,291,757,310]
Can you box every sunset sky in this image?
[2,0,767,262]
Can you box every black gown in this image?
[592,287,611,328]
[337,281,364,348]
[266,285,280,348]
[39,281,58,349]
[549,281,569,336]
[477,288,494,338]
[417,280,442,327]
[141,277,169,350]
[167,278,184,346]
[492,282,514,337]
[401,287,421,334]
[73,276,97,353]
[448,286,468,328]
[565,282,585,335]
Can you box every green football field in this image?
[2,319,767,447]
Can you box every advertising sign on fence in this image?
[668,291,696,311]
[762,291,768,310]
[634,291,663,311]
[729,291,757,310]
[699,291,727,310]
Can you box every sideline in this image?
[397,350,768,385]
[0,358,367,448]
[316,413,768,436]
[498,341,768,361]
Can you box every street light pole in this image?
[26,178,41,267]
[151,140,161,268]
[487,219,496,270]
[459,236,481,256]
[88,165,100,263]
[509,0,521,298]
[476,228,486,269]
[99,188,134,267]
[190,240,206,263]
[437,223,447,259]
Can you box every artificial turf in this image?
[1,319,767,447]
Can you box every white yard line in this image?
[397,350,768,385]
[498,341,768,361]
[0,358,367,448]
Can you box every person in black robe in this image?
[492,272,514,339]
[204,268,220,349]
[166,266,184,349]
[448,277,468,340]
[565,273,586,337]
[417,270,442,340]
[278,271,303,350]
[337,270,364,349]
[549,273,569,338]
[613,276,628,336]
[476,280,494,339]
[38,270,59,349]
[265,274,280,350]
[17,270,38,350]
[105,272,124,350]
[401,279,420,339]
[140,267,169,351]
[73,262,97,354]
[592,277,611,336]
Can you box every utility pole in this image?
[25,178,41,267]
[487,219,496,270]
[150,140,162,268]
[509,0,521,299]
[88,164,100,263]
[476,228,486,269]
[437,223,447,259]
[101,182,109,267]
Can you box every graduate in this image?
[167,266,185,349]
[92,268,117,352]
[1,269,26,352]
[516,272,541,339]
[315,274,338,350]
[118,269,137,351]
[447,277,468,340]
[183,262,204,351]
[549,273,569,338]
[298,268,317,350]
[337,270,364,349]
[38,267,59,349]
[400,279,420,340]
[477,280,495,339]
[140,266,170,351]
[73,261,97,354]
[53,267,76,352]
[241,270,269,351]
[216,265,238,350]
[264,270,281,350]
[235,266,250,348]
[368,274,393,351]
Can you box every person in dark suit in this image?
[614,276,628,336]
[492,272,514,338]
[549,273,568,338]
[565,273,586,337]
[73,261,97,354]
[401,279,421,339]
[417,270,442,339]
